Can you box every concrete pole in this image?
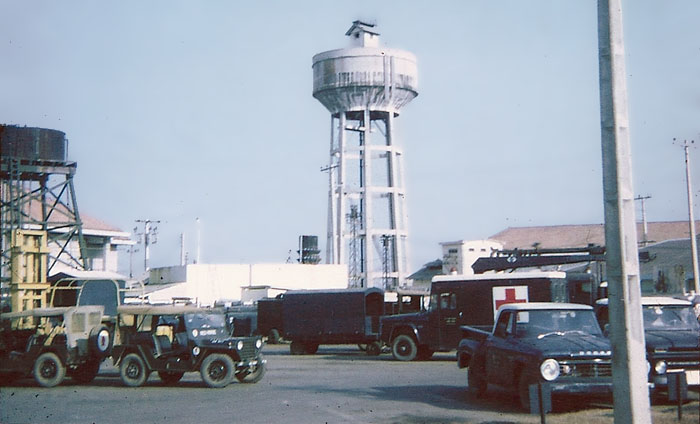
[683,141,700,293]
[597,1,652,423]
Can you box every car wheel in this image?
[158,371,185,385]
[391,334,418,361]
[120,353,148,387]
[467,358,487,397]
[267,329,280,344]
[33,352,66,387]
[289,341,305,355]
[200,353,234,388]
[71,360,101,384]
[235,356,266,384]
[366,342,382,357]
[517,370,538,412]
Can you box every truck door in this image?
[437,291,459,350]
[485,310,517,387]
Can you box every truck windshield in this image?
[642,306,700,331]
[184,313,229,339]
[515,309,602,338]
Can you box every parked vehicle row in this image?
[0,304,266,389]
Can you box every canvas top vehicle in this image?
[0,305,112,387]
[112,305,265,388]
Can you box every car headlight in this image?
[256,339,262,349]
[192,346,200,356]
[237,340,244,350]
[540,359,560,381]
[646,361,651,375]
[654,360,667,375]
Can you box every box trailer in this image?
[282,288,384,355]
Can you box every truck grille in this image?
[560,360,612,378]
[238,342,257,360]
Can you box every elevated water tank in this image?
[312,22,418,115]
[0,125,67,163]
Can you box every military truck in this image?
[282,288,385,356]
[0,305,112,387]
[111,305,265,388]
[379,271,570,361]
[458,302,612,411]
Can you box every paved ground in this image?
[1,344,698,424]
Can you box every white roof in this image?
[497,302,593,313]
[596,297,692,307]
[433,271,566,283]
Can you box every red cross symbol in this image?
[494,287,528,310]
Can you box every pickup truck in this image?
[595,296,700,399]
[457,302,613,411]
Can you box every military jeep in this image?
[112,305,265,388]
[0,305,112,387]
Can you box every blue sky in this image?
[1,0,699,277]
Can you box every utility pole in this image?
[679,139,699,293]
[597,1,651,423]
[634,195,651,246]
[135,219,160,273]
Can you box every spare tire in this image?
[89,326,112,357]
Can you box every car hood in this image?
[645,330,700,351]
[520,333,612,359]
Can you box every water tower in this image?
[312,21,418,290]
[0,125,88,310]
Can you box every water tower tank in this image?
[313,21,417,290]
[312,24,418,115]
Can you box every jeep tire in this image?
[33,352,66,387]
[391,334,418,361]
[120,353,148,387]
[235,356,266,384]
[200,353,234,388]
[89,326,112,357]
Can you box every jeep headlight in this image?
[540,359,560,381]
[654,360,667,375]
[192,346,200,356]
[236,340,244,350]
[255,339,262,349]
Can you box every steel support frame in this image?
[326,109,409,289]
[1,159,88,292]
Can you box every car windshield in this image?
[184,313,229,338]
[515,309,602,338]
[642,306,700,331]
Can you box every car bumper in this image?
[547,378,613,396]
[651,369,700,388]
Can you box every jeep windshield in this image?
[184,313,229,339]
[513,309,603,338]
[642,305,700,331]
